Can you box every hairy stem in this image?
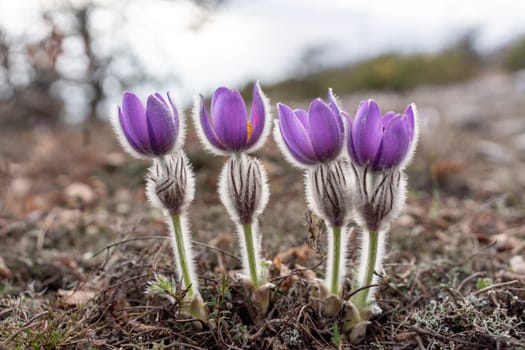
[353,230,379,309]
[172,215,193,298]
[242,224,259,288]
[328,226,343,295]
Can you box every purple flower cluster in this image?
[275,91,417,171]
[113,84,417,173]
[111,82,419,325]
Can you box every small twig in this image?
[411,326,482,346]
[249,319,284,342]
[443,286,466,306]
[416,335,425,350]
[457,271,485,293]
[472,280,520,296]
[1,311,49,345]
[92,235,243,262]
[92,236,167,257]
[378,296,422,320]
[296,301,312,323]
[347,283,380,299]
[192,240,241,262]
[0,308,13,318]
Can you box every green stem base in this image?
[329,226,342,296]
[172,215,194,298]
[242,224,260,288]
[351,230,379,310]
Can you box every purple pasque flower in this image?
[194,81,271,155]
[347,99,417,171]
[113,91,182,158]
[274,90,345,168]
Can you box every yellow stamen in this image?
[246,121,254,142]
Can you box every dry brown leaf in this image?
[396,331,417,341]
[493,233,521,251]
[57,289,96,306]
[276,244,310,264]
[273,255,282,271]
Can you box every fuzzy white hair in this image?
[165,213,199,292]
[145,151,195,215]
[217,154,270,225]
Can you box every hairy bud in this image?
[218,154,269,225]
[146,151,195,215]
[350,164,406,232]
[305,159,354,228]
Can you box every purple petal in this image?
[344,113,359,163]
[145,94,176,155]
[121,92,151,154]
[308,98,344,161]
[118,106,146,154]
[166,92,180,141]
[404,103,416,139]
[211,87,230,116]
[351,99,383,165]
[277,103,318,165]
[374,115,411,170]
[293,109,309,128]
[327,89,345,136]
[247,82,265,147]
[381,111,397,128]
[327,88,341,117]
[211,89,248,151]
[199,95,225,151]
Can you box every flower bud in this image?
[351,165,406,233]
[218,154,269,225]
[146,151,195,216]
[305,159,353,228]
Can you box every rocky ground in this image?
[0,71,524,349]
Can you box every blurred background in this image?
[2,0,525,231]
[1,3,525,347]
[1,0,525,126]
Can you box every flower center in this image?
[246,120,254,142]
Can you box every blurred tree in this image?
[503,35,525,72]
[0,20,64,126]
[0,0,226,127]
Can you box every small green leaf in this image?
[475,277,492,290]
[145,274,177,302]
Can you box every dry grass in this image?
[1,72,525,349]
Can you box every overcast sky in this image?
[122,0,525,100]
[1,0,525,113]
